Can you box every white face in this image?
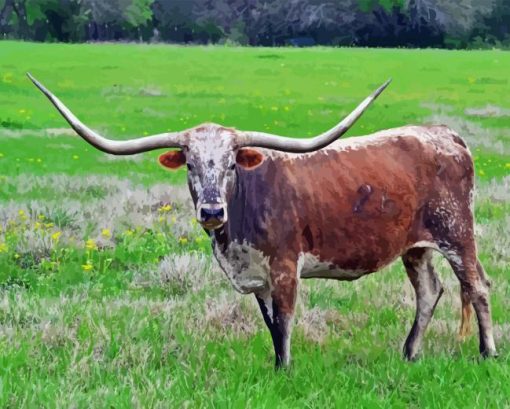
[185,125,238,230]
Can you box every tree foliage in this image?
[0,0,508,48]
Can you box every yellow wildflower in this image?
[101,228,111,239]
[34,222,42,230]
[51,231,62,241]
[123,229,134,237]
[178,237,188,245]
[158,204,172,213]
[82,262,93,272]
[0,242,8,253]
[44,223,54,228]
[2,73,13,84]
[85,239,97,250]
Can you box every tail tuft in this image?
[458,288,473,340]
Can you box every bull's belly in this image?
[212,242,400,293]
[300,267,368,280]
[298,252,390,281]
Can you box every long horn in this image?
[27,73,185,155]
[239,79,391,153]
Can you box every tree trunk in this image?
[0,0,15,36]
[12,0,29,39]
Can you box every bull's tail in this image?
[458,289,473,340]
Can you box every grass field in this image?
[0,41,509,408]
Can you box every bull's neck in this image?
[212,167,269,251]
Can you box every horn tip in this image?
[373,78,392,99]
[26,72,40,86]
[26,73,48,95]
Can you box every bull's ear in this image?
[159,150,186,170]
[236,148,264,170]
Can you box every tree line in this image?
[1,0,509,48]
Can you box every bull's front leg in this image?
[255,260,298,369]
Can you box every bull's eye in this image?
[186,163,194,171]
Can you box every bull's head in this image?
[27,73,390,231]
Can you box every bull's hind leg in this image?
[402,248,444,360]
[458,259,489,339]
[445,248,497,357]
[459,260,490,340]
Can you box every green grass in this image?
[0,41,509,408]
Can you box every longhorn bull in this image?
[28,73,496,368]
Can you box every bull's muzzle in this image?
[197,203,227,230]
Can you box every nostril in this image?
[200,207,224,221]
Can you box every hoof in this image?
[403,346,419,362]
[480,348,498,359]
